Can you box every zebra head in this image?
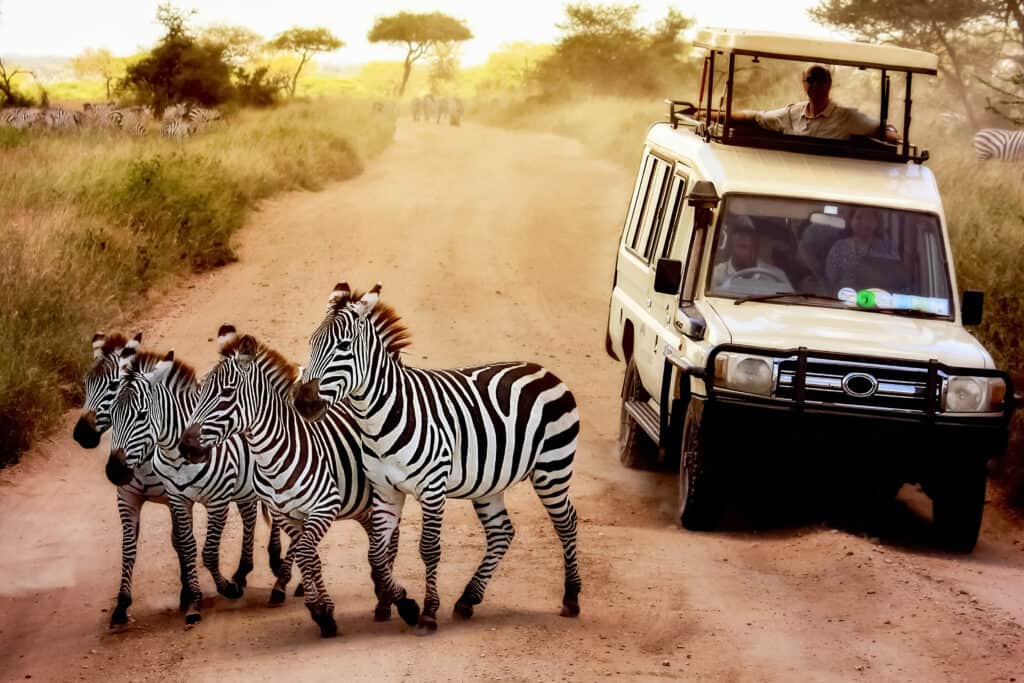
[74,332,142,449]
[179,325,260,463]
[107,350,175,485]
[295,282,392,421]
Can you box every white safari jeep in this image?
[605,30,1017,552]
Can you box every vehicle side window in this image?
[658,176,689,259]
[641,165,675,262]
[624,155,655,250]
[629,157,668,255]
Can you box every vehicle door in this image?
[635,164,693,400]
[613,151,671,389]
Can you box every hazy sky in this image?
[0,0,840,65]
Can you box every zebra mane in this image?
[220,336,298,389]
[329,288,412,357]
[121,355,198,394]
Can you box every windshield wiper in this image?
[870,307,942,319]
[733,291,835,305]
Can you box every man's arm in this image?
[847,108,901,143]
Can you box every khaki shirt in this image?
[755,102,879,140]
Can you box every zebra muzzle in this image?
[105,449,134,487]
[179,424,212,464]
[294,380,329,422]
[74,411,102,449]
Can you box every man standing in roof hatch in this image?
[706,64,901,143]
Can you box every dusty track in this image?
[1,121,1022,682]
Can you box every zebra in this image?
[178,325,416,637]
[436,96,449,124]
[2,107,43,129]
[294,283,582,632]
[43,107,82,130]
[74,331,284,627]
[108,345,281,625]
[187,106,223,126]
[973,128,1024,161]
[161,118,196,143]
[449,97,464,127]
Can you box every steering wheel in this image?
[720,267,792,289]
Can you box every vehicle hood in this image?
[705,297,993,369]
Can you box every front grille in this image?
[774,357,937,413]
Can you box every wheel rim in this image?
[678,420,697,518]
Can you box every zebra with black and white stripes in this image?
[179,325,415,637]
[161,118,196,143]
[187,106,223,126]
[74,331,284,628]
[972,128,1024,161]
[109,345,281,624]
[295,283,582,633]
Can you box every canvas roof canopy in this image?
[694,28,939,75]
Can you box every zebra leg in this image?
[269,519,301,606]
[454,495,516,619]
[532,466,582,617]
[169,499,204,624]
[416,486,447,634]
[202,503,243,599]
[355,511,394,622]
[267,511,283,576]
[232,499,258,589]
[110,489,143,628]
[368,491,419,627]
[291,511,338,638]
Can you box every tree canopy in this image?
[268,27,344,97]
[367,11,472,95]
[71,49,126,100]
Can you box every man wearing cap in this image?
[709,65,900,143]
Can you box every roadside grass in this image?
[0,99,396,466]
[477,95,1024,505]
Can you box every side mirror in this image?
[654,258,683,295]
[962,290,984,326]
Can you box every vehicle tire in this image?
[678,402,722,531]
[931,460,987,554]
[618,358,656,469]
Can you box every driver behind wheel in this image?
[712,215,792,290]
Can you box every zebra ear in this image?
[236,335,257,370]
[147,350,175,384]
[328,282,351,310]
[217,324,237,351]
[92,332,106,361]
[354,283,382,320]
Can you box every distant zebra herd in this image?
[411,94,464,126]
[75,282,581,638]
[0,102,223,141]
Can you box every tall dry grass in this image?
[0,100,396,465]
[477,95,1024,504]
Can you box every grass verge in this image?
[0,99,396,466]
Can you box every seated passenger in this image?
[714,65,900,143]
[824,207,895,289]
[712,217,792,290]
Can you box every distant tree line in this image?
[810,0,1024,127]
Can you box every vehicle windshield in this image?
[705,196,953,317]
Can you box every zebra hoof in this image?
[232,567,251,589]
[219,582,244,600]
[396,597,420,626]
[453,601,474,619]
[415,615,438,635]
[374,605,392,622]
[560,600,580,618]
[185,611,202,626]
[110,595,131,628]
[269,589,287,606]
[309,605,338,638]
[179,590,191,612]
[294,584,305,597]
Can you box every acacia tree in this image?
[70,48,125,100]
[367,12,472,96]
[199,24,264,65]
[268,27,344,97]
[809,0,1005,128]
[0,57,33,106]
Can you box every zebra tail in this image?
[259,500,272,527]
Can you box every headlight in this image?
[943,376,1006,413]
[714,353,775,396]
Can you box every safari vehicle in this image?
[605,29,1018,552]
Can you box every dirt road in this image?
[2,121,1022,682]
